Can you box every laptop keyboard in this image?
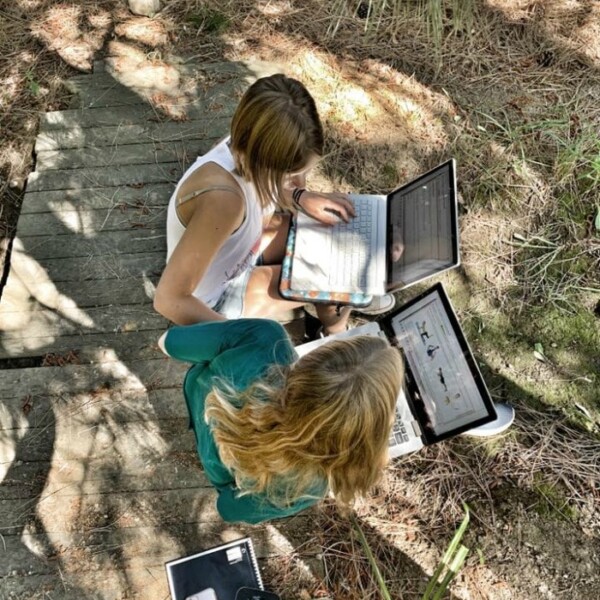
[328,201,375,288]
[389,416,411,446]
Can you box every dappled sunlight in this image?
[0,402,29,483]
[30,4,112,72]
[105,40,196,121]
[256,0,295,17]
[281,49,453,190]
[114,16,170,47]
[293,49,450,147]
[15,378,214,597]
[47,200,97,237]
[487,0,600,68]
[0,239,95,353]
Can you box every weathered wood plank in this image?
[34,117,229,152]
[35,139,214,172]
[1,488,218,536]
[69,83,151,109]
[1,423,196,475]
[0,271,158,321]
[27,162,181,193]
[0,357,186,399]
[1,454,206,501]
[66,77,242,111]
[40,94,238,133]
[1,515,319,577]
[0,315,305,362]
[0,302,165,340]
[0,329,165,362]
[20,184,174,214]
[7,246,164,282]
[17,205,167,237]
[15,227,166,259]
[92,58,282,80]
[67,65,244,94]
[0,387,188,427]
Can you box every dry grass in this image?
[1,1,600,598]
[308,398,600,599]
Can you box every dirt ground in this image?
[1,1,599,599]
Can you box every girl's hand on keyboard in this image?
[297,191,356,225]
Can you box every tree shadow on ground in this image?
[0,58,264,598]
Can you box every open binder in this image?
[165,537,263,600]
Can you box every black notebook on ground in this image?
[165,537,264,600]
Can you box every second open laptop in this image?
[289,159,459,297]
[295,283,497,458]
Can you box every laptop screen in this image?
[388,283,496,442]
[386,160,459,291]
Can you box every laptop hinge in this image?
[411,420,423,437]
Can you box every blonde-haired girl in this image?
[159,318,403,523]
[154,74,394,335]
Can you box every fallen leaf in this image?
[533,342,546,362]
[574,402,593,421]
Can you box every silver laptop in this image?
[295,284,497,458]
[290,160,459,297]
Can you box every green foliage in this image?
[534,480,579,522]
[421,503,471,600]
[327,0,476,61]
[382,163,399,188]
[351,514,392,600]
[351,504,472,600]
[25,69,40,96]
[187,8,229,34]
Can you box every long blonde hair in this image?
[230,73,324,210]
[204,336,404,509]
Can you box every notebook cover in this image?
[278,215,373,307]
[165,537,263,600]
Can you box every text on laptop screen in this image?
[387,166,455,288]
[390,289,490,436]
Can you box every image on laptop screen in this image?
[387,163,457,290]
[390,287,491,437]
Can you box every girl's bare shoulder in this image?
[178,161,243,200]
[176,161,245,226]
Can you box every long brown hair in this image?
[230,73,324,210]
[205,335,404,509]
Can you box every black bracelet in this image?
[292,187,306,211]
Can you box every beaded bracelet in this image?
[292,187,306,212]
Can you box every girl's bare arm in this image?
[154,189,245,325]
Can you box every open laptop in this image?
[295,283,497,458]
[290,160,459,297]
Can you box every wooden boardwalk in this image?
[0,60,318,599]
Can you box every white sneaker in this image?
[353,293,396,316]
[462,403,515,437]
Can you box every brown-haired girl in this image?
[159,318,403,523]
[154,74,394,334]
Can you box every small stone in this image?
[128,0,161,17]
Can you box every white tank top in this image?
[166,138,269,307]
